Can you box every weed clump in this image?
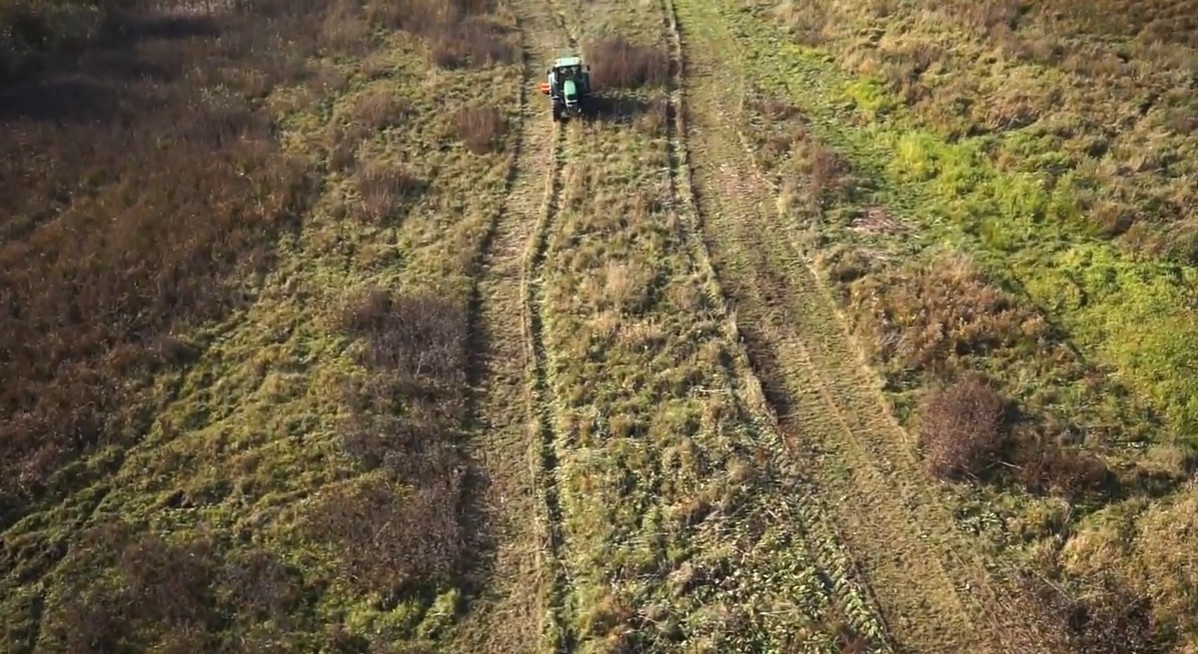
[585,37,669,88]
[324,288,470,596]
[454,105,505,154]
[917,375,1010,482]
[355,161,424,223]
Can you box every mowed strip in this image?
[447,3,555,654]
[669,0,1065,652]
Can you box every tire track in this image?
[519,1,578,651]
[665,1,1065,652]
[652,0,896,648]
[454,1,578,651]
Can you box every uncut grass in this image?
[723,0,1198,449]
[673,0,1195,647]
[539,84,886,654]
[0,0,520,650]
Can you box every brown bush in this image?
[355,161,424,223]
[363,0,514,69]
[41,527,223,652]
[844,254,1052,377]
[352,89,410,130]
[0,0,329,520]
[917,375,1010,481]
[325,287,470,597]
[306,475,465,597]
[1018,571,1173,654]
[454,105,505,154]
[428,19,516,69]
[585,37,669,88]
[38,523,308,653]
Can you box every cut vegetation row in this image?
[520,0,578,649]
[668,1,1029,652]
[442,1,543,652]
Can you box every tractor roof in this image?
[553,55,583,68]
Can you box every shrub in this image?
[352,89,410,130]
[285,287,474,605]
[585,37,669,88]
[454,105,505,154]
[1010,427,1112,499]
[364,0,514,69]
[306,474,465,596]
[354,161,424,223]
[917,375,1010,481]
[1019,571,1171,654]
[428,19,515,69]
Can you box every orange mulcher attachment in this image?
[538,81,551,95]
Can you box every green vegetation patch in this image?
[687,0,1198,448]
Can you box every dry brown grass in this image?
[584,36,669,88]
[768,0,1198,261]
[1,0,518,649]
[454,105,506,154]
[0,0,334,518]
[838,252,1116,499]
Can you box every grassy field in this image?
[2,0,1196,652]
[669,0,1197,650]
[1,0,524,650]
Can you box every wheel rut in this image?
[520,0,580,650]
[454,0,579,652]
[651,0,896,648]
[664,1,1065,652]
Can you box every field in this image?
[1,0,1195,652]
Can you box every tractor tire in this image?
[552,103,563,122]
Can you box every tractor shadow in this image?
[584,92,654,124]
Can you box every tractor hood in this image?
[563,79,578,104]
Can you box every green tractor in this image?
[538,55,592,122]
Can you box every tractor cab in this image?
[539,55,592,122]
